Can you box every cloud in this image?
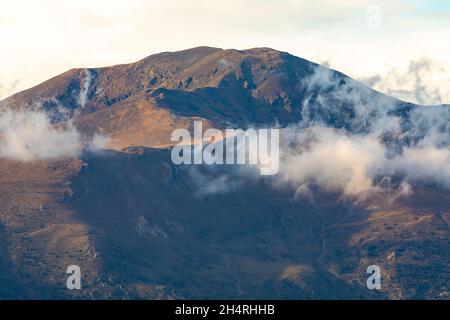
[78,69,93,109]
[278,128,384,198]
[88,133,109,151]
[187,162,260,197]
[361,58,450,105]
[190,124,450,201]
[0,109,81,161]
[277,127,450,200]
[190,170,243,196]
[392,146,450,188]
[0,79,20,100]
[193,64,450,200]
[275,64,450,199]
[0,109,109,161]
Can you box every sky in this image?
[1,0,450,103]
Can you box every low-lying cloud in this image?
[281,66,450,199]
[277,127,450,199]
[0,109,107,161]
[279,128,385,198]
[192,64,450,200]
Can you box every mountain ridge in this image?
[0,46,421,151]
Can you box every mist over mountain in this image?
[360,58,450,106]
[0,47,448,299]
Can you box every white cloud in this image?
[361,58,450,105]
[193,63,450,199]
[0,110,81,161]
[0,109,109,161]
[279,128,384,198]
[277,127,450,200]
[273,64,450,199]
[78,69,93,109]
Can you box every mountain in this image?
[0,47,448,299]
[1,46,417,147]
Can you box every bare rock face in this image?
[0,47,448,299]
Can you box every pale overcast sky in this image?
[1,0,450,103]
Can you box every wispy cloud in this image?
[0,79,20,100]
[361,58,450,105]
[0,108,108,161]
[0,109,81,161]
[276,65,450,199]
[191,64,450,200]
